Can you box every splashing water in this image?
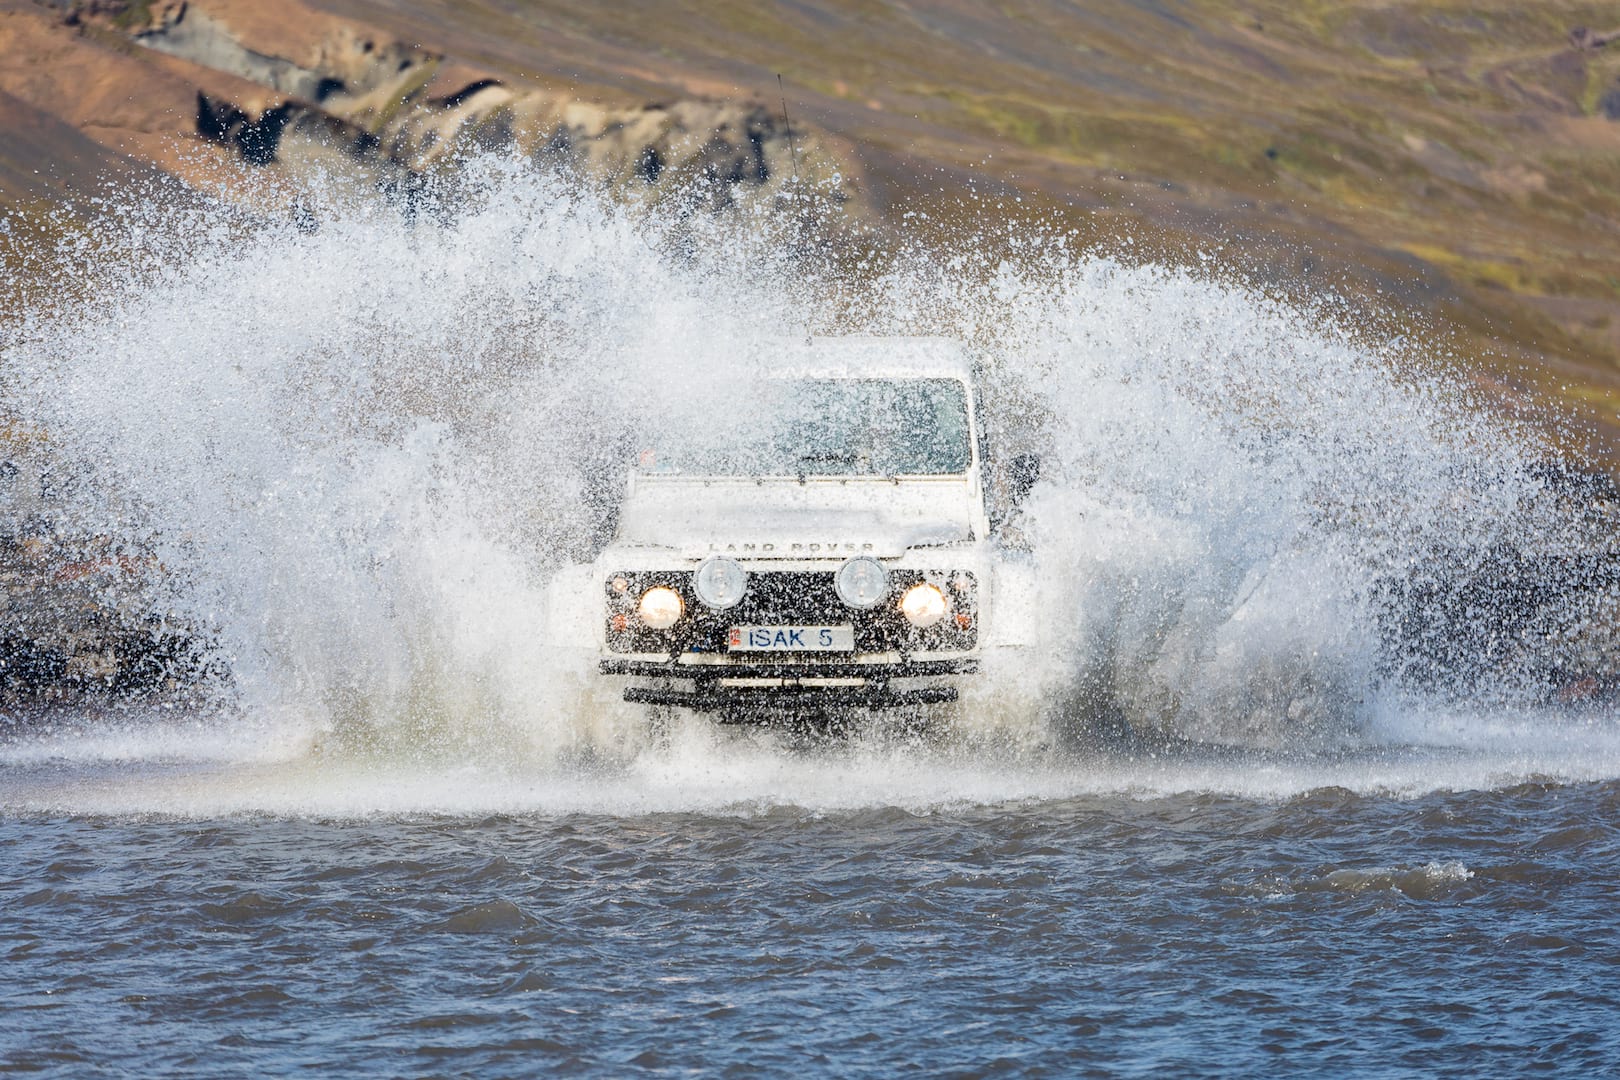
[2,158,1617,813]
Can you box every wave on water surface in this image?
[3,159,1619,813]
[3,700,1620,817]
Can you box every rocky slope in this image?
[0,0,861,225]
[306,0,1620,455]
[5,0,1620,704]
[0,0,868,705]
[7,0,1620,447]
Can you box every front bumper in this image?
[601,656,977,715]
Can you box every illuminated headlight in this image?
[693,556,748,609]
[900,582,948,628]
[637,586,684,629]
[835,556,890,610]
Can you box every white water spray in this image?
[2,158,1615,798]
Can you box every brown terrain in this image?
[3,0,1620,702]
[3,0,1620,457]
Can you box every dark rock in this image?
[1570,26,1620,51]
[196,92,298,166]
[1601,86,1620,121]
[637,144,662,184]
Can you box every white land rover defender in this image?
[584,336,1038,725]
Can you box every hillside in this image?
[3,0,1620,455]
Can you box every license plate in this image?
[728,626,855,652]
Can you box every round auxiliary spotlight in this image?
[693,556,748,609]
[835,556,890,610]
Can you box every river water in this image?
[4,164,1620,1073]
[4,718,1620,1075]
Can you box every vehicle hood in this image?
[612,477,977,559]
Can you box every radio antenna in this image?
[777,74,800,184]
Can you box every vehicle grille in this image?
[604,568,977,656]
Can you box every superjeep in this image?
[590,336,1036,725]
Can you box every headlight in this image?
[835,556,890,609]
[637,586,684,629]
[900,582,948,628]
[693,556,748,609]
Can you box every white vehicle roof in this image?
[764,335,972,381]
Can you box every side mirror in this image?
[1008,452,1041,508]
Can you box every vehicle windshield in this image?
[639,378,971,477]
